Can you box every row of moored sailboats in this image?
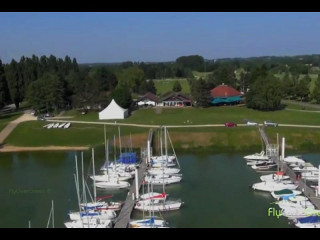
[244,145,320,228]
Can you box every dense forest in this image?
[1,54,320,113]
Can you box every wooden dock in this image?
[113,129,153,228]
[258,126,320,209]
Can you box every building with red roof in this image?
[210,84,243,105]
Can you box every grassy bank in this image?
[5,121,320,154]
[4,121,148,148]
[0,112,22,132]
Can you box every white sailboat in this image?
[58,122,66,128]
[144,174,182,185]
[252,181,298,192]
[148,167,180,175]
[47,123,54,129]
[64,122,71,128]
[270,189,302,199]
[65,152,116,228]
[243,151,269,160]
[283,156,305,164]
[260,171,290,182]
[135,198,182,212]
[65,218,112,228]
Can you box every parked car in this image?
[81,110,88,115]
[45,113,54,117]
[246,121,258,126]
[264,120,278,127]
[37,115,46,121]
[225,122,237,127]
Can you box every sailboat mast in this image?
[160,127,163,156]
[118,126,122,156]
[104,125,108,174]
[107,139,109,170]
[130,132,133,152]
[75,154,79,191]
[164,126,168,158]
[52,200,54,228]
[114,135,116,163]
[92,148,97,203]
[81,152,86,204]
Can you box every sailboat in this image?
[151,127,180,169]
[92,136,133,182]
[64,152,115,228]
[135,176,182,212]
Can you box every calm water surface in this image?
[1,149,319,228]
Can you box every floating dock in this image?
[113,129,153,228]
[258,126,320,209]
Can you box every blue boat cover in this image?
[117,152,137,164]
[282,194,296,200]
[138,217,155,225]
[80,212,99,217]
[298,216,320,224]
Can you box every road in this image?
[46,119,320,129]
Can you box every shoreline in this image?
[0,145,89,152]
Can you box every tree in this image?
[108,84,132,109]
[295,78,310,101]
[311,76,320,103]
[5,60,24,109]
[117,66,145,93]
[246,76,283,111]
[146,79,156,94]
[176,55,204,71]
[191,78,210,107]
[27,73,65,112]
[0,60,10,107]
[172,80,182,92]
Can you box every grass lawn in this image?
[59,105,320,126]
[6,120,320,153]
[5,121,148,148]
[284,103,320,111]
[192,71,211,80]
[0,112,23,132]
[153,78,190,95]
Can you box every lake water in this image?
[1,149,320,228]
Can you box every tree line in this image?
[2,53,320,112]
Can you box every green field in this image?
[61,105,320,126]
[153,78,190,95]
[4,103,320,152]
[0,112,22,132]
[192,71,212,80]
[284,103,320,111]
[274,73,318,92]
[4,121,147,148]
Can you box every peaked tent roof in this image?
[99,99,128,120]
[103,99,127,113]
[210,85,242,98]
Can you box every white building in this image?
[98,99,128,120]
[136,92,159,107]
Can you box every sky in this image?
[1,12,320,64]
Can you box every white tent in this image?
[99,99,128,120]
